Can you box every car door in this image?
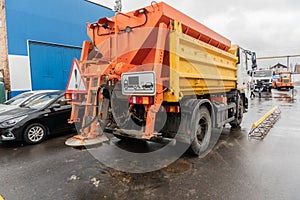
[43,96,72,134]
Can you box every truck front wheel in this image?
[189,106,212,156]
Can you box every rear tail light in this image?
[65,93,73,103]
[129,96,154,105]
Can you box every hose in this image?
[120,10,148,32]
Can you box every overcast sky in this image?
[95,0,300,69]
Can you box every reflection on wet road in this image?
[0,87,300,200]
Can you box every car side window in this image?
[25,93,60,109]
[4,92,33,105]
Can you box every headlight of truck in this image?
[0,115,28,128]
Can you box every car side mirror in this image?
[49,103,61,109]
[58,99,68,106]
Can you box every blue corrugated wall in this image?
[5,0,114,55]
[5,0,114,97]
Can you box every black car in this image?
[0,90,60,113]
[0,90,74,144]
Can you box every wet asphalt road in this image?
[0,87,300,200]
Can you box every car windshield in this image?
[253,70,273,77]
[3,92,34,105]
[23,93,61,109]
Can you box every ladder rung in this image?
[73,103,95,106]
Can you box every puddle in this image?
[162,159,193,174]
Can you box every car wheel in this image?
[24,123,47,144]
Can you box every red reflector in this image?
[164,106,180,113]
[129,96,154,105]
[137,97,143,104]
[149,97,153,104]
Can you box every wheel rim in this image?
[28,126,45,142]
[196,116,209,145]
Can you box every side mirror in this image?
[49,103,61,109]
[251,52,257,69]
[57,99,68,106]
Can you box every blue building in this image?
[2,0,114,97]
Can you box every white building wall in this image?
[8,55,32,91]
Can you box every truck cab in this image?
[252,69,273,92]
[274,71,294,90]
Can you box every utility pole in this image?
[257,54,300,72]
[114,0,122,12]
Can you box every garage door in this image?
[29,41,81,90]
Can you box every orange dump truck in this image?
[65,2,256,155]
[274,71,294,90]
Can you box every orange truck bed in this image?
[87,2,231,52]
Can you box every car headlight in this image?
[0,115,28,128]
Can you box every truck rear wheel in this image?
[189,106,212,156]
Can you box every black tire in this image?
[113,134,130,141]
[189,106,212,156]
[230,95,244,128]
[24,123,47,144]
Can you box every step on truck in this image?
[65,2,256,156]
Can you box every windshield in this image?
[23,93,61,109]
[253,70,273,77]
[3,92,34,105]
[280,73,290,78]
[272,75,280,81]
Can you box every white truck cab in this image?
[252,69,273,92]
